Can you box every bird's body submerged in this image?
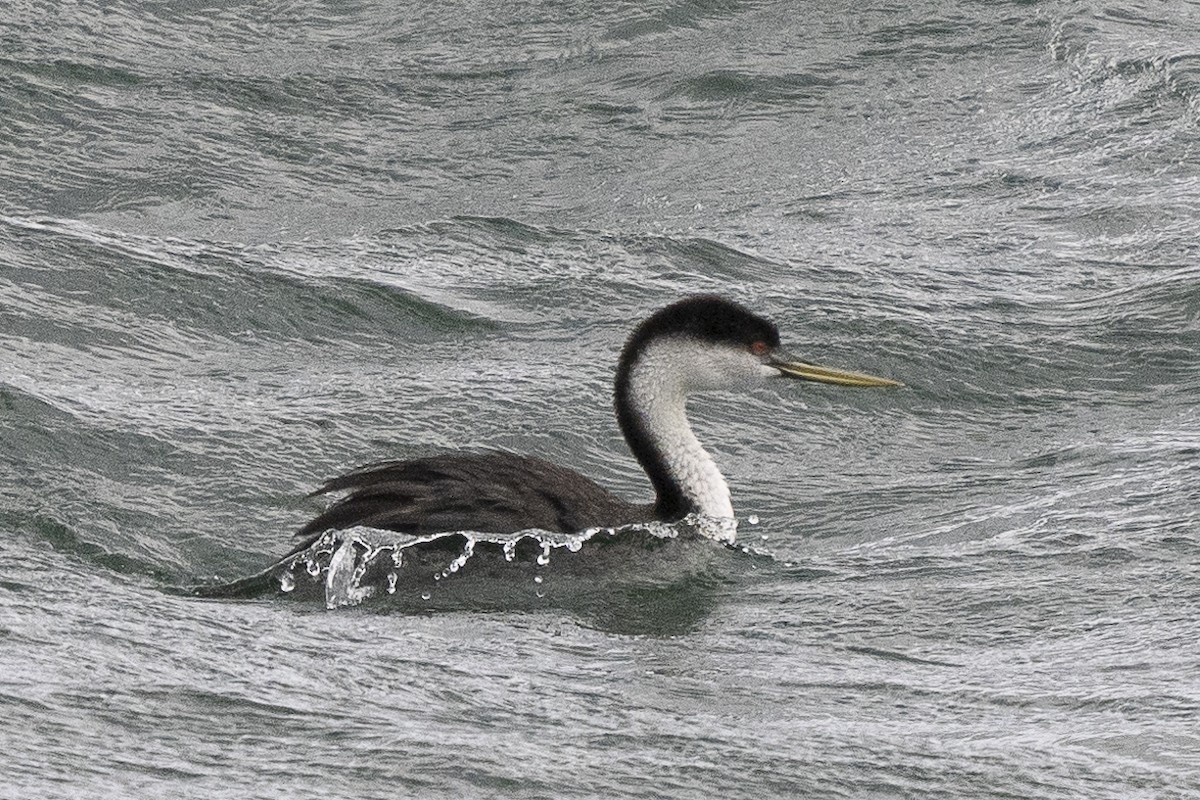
[194,295,900,599]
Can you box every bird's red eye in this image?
[750,341,769,356]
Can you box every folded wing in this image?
[289,450,648,555]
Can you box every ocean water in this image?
[2,0,1199,797]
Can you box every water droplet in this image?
[566,539,583,553]
[443,537,475,577]
[305,558,321,577]
[760,534,769,542]
[748,514,760,525]
[502,539,517,562]
[533,575,543,584]
[386,572,398,594]
[535,589,545,598]
[536,542,552,566]
[420,591,431,601]
[278,571,295,592]
[391,549,404,568]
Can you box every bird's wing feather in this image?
[290,451,647,555]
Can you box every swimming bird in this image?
[281,294,900,556]
[190,295,900,600]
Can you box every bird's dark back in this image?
[290,450,651,554]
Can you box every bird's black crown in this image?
[622,295,781,358]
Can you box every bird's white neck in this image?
[623,339,735,525]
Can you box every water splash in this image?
[270,514,738,609]
[442,536,475,578]
[324,535,376,609]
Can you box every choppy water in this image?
[3,1,1200,797]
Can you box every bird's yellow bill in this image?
[773,360,903,388]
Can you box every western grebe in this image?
[297,294,897,545]
[193,295,900,598]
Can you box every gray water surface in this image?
[2,1,1199,798]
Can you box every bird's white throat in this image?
[625,338,754,529]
